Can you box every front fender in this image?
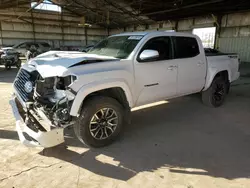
[69,79,134,116]
[203,67,231,91]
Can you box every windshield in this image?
[87,35,143,59]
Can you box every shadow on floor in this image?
[38,95,250,181]
[0,66,18,83]
[1,78,250,181]
[0,129,19,140]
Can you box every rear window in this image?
[174,37,200,58]
[40,42,50,47]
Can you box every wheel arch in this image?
[70,80,133,116]
[203,69,230,91]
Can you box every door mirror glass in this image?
[139,50,159,61]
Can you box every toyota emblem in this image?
[24,81,33,93]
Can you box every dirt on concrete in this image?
[0,66,249,188]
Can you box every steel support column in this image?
[214,15,222,49]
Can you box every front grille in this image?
[14,69,33,102]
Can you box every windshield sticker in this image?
[128,36,143,40]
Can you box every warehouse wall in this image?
[3,5,248,61]
[219,12,250,62]
[110,12,250,62]
[0,7,107,48]
[110,15,215,34]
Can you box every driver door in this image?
[134,36,178,106]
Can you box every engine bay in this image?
[15,68,76,128]
[33,74,76,127]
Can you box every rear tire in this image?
[202,77,228,107]
[74,96,125,148]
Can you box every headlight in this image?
[56,75,77,90]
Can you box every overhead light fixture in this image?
[78,23,92,27]
[84,23,92,27]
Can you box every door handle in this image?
[197,61,205,66]
[167,65,177,70]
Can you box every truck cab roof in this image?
[113,31,197,38]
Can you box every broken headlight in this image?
[33,75,77,126]
[56,75,77,90]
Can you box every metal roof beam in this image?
[141,0,224,16]
[103,0,148,25]
[67,0,120,27]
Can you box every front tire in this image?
[16,59,22,69]
[202,77,228,107]
[74,96,125,148]
[5,64,11,70]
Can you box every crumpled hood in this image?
[28,51,117,78]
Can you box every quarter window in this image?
[174,37,200,58]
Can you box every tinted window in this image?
[30,43,39,47]
[26,43,39,50]
[138,37,172,62]
[40,42,50,47]
[174,37,199,58]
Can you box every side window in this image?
[17,43,27,48]
[41,42,50,47]
[138,37,172,62]
[174,37,200,58]
[26,43,32,50]
[33,43,39,48]
[28,43,39,50]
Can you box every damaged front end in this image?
[10,65,77,147]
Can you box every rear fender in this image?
[203,67,231,91]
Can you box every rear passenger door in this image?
[172,36,206,95]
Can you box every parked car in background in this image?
[0,48,21,69]
[2,42,51,57]
[80,44,94,52]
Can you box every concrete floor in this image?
[0,66,250,188]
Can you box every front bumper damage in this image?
[9,95,64,148]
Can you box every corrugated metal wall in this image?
[218,12,250,62]
[219,38,250,62]
[110,12,250,62]
[0,7,107,48]
[110,15,215,34]
[3,5,250,61]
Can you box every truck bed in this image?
[204,48,237,57]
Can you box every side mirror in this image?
[139,50,159,61]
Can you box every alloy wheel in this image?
[89,108,118,140]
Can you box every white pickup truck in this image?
[10,31,240,148]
